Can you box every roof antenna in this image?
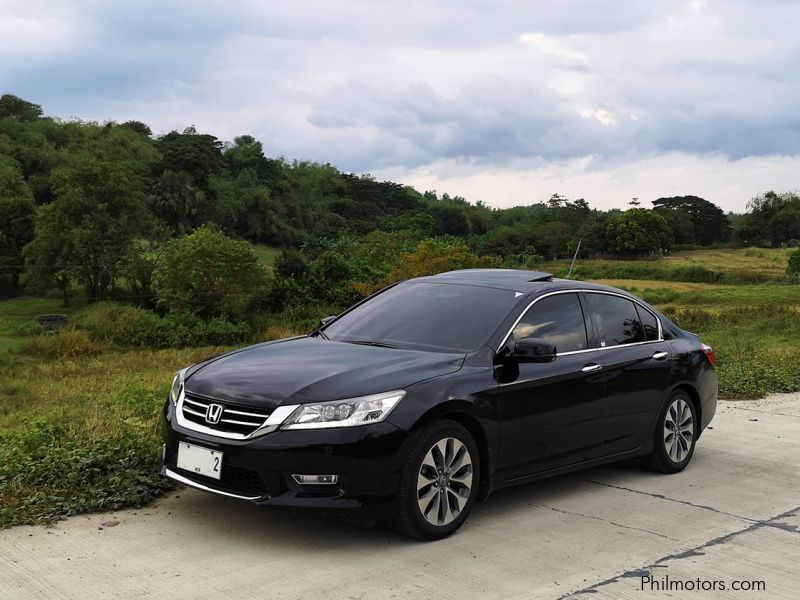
[567,240,582,279]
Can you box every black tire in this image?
[643,390,698,474]
[391,420,480,541]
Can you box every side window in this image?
[513,293,588,354]
[586,294,644,347]
[637,306,660,341]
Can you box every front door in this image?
[494,292,607,483]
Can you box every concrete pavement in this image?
[1,394,798,599]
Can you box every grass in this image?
[0,346,228,527]
[0,296,84,353]
[547,246,794,284]
[251,244,281,268]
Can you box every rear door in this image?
[495,292,607,482]
[584,292,672,454]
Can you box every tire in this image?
[391,420,480,540]
[643,391,698,474]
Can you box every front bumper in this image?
[161,400,408,519]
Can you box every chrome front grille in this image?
[181,393,272,437]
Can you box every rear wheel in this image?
[643,391,697,473]
[392,420,479,540]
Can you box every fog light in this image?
[292,474,339,485]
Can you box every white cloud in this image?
[518,32,588,61]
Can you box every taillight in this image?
[701,343,715,366]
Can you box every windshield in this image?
[322,282,519,353]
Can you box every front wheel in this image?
[392,420,480,540]
[643,391,698,473]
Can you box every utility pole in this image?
[567,240,582,279]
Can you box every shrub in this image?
[20,329,107,358]
[376,237,500,291]
[787,248,800,280]
[152,226,268,317]
[76,302,249,348]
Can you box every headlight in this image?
[170,368,188,406]
[281,390,405,430]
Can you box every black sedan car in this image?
[162,269,717,540]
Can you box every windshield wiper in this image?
[345,339,399,349]
[315,329,331,341]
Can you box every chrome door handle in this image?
[581,364,602,373]
[652,351,670,361]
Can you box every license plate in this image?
[177,442,222,480]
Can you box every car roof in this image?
[408,268,642,298]
[411,268,554,290]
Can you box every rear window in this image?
[586,293,644,347]
[636,306,660,341]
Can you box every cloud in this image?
[1,0,798,209]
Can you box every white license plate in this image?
[177,442,222,480]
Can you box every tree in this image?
[119,121,152,137]
[152,226,267,317]
[652,196,730,245]
[0,94,43,121]
[606,209,673,256]
[211,169,294,244]
[151,170,209,235]
[0,165,35,295]
[735,191,800,247]
[155,128,224,192]
[25,126,159,301]
[225,135,283,190]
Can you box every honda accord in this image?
[161,269,717,540]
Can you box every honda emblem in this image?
[205,403,224,425]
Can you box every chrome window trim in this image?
[164,468,265,501]
[175,389,300,440]
[498,289,663,356]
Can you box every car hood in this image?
[184,336,465,410]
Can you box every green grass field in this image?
[548,246,795,284]
[251,244,281,268]
[1,247,798,528]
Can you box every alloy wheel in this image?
[664,398,694,462]
[416,437,473,526]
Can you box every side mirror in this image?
[512,337,556,363]
[319,315,337,327]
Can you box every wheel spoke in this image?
[450,466,473,490]
[447,488,464,517]
[427,490,441,522]
[448,441,466,472]
[418,485,437,516]
[439,489,452,524]
[432,441,446,472]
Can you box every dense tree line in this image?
[0,94,797,305]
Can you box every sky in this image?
[2,0,799,212]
